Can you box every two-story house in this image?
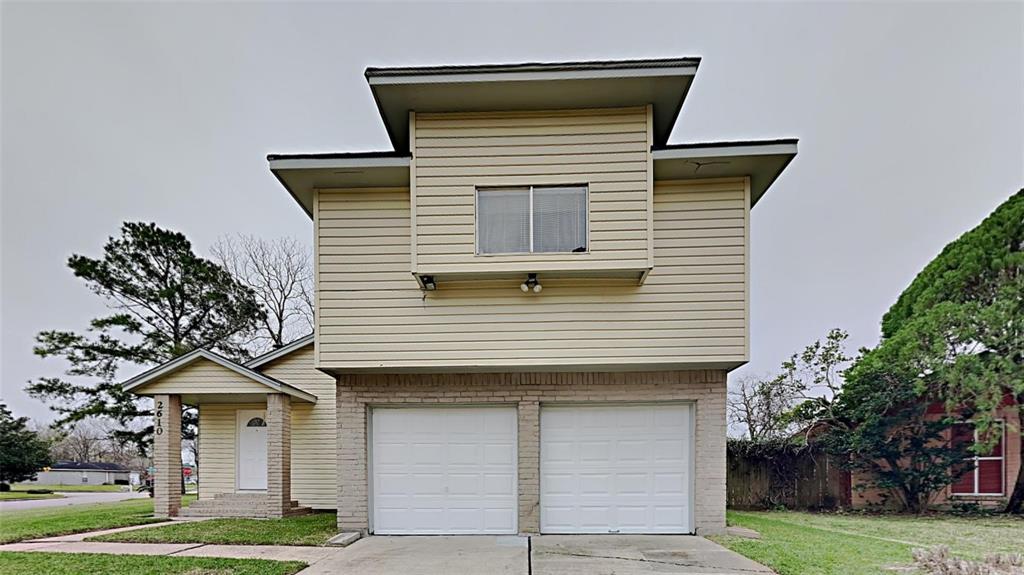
[124,57,797,536]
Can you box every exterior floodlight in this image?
[521,273,541,293]
[422,276,437,291]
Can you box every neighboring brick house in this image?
[851,402,1021,510]
[123,57,798,535]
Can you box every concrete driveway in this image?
[532,535,772,574]
[0,490,149,512]
[298,535,771,575]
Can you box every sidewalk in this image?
[0,519,346,572]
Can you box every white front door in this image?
[237,410,268,491]
[371,406,518,534]
[540,404,693,534]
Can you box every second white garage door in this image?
[371,407,518,534]
[541,404,693,534]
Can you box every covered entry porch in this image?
[123,348,317,518]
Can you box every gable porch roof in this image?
[122,348,317,404]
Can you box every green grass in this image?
[0,551,305,575]
[90,512,338,546]
[0,491,64,501]
[14,483,125,492]
[0,495,196,544]
[712,511,1024,575]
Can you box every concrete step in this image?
[181,494,312,519]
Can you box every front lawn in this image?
[89,511,338,546]
[0,491,64,501]
[13,483,125,493]
[712,510,1024,575]
[0,495,195,544]
[0,551,305,575]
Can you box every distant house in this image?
[30,461,131,486]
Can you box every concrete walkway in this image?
[0,532,774,574]
[0,490,149,511]
[0,540,341,563]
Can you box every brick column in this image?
[518,400,540,533]
[694,371,728,535]
[153,394,181,518]
[267,393,292,518]
[336,380,368,533]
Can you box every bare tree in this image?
[46,418,151,471]
[49,419,109,462]
[728,328,854,442]
[211,235,314,353]
[727,373,801,440]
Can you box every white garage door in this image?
[371,407,518,534]
[541,404,692,534]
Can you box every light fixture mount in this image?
[520,273,542,294]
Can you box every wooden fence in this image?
[727,447,851,510]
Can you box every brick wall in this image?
[335,370,727,535]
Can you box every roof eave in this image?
[123,348,318,404]
[245,334,315,369]
[267,154,412,218]
[364,62,701,85]
[365,57,701,153]
[652,139,799,207]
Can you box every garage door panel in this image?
[543,441,575,463]
[655,472,686,494]
[616,440,648,461]
[485,444,515,465]
[371,407,518,535]
[656,438,686,460]
[484,473,515,495]
[540,404,692,534]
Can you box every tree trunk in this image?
[1005,399,1024,514]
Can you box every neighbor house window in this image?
[476,185,587,254]
[950,422,1004,495]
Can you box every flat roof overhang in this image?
[267,152,411,217]
[366,57,700,153]
[652,139,798,206]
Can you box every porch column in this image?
[153,394,182,518]
[267,393,292,518]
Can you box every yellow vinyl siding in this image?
[197,403,263,499]
[194,346,335,510]
[136,360,271,395]
[412,107,649,270]
[316,178,748,369]
[257,345,336,510]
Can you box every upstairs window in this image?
[950,422,1004,496]
[476,185,587,255]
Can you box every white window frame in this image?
[951,420,1005,496]
[474,184,589,256]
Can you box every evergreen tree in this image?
[879,190,1023,512]
[0,404,52,489]
[27,222,265,454]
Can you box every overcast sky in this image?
[2,1,1022,422]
